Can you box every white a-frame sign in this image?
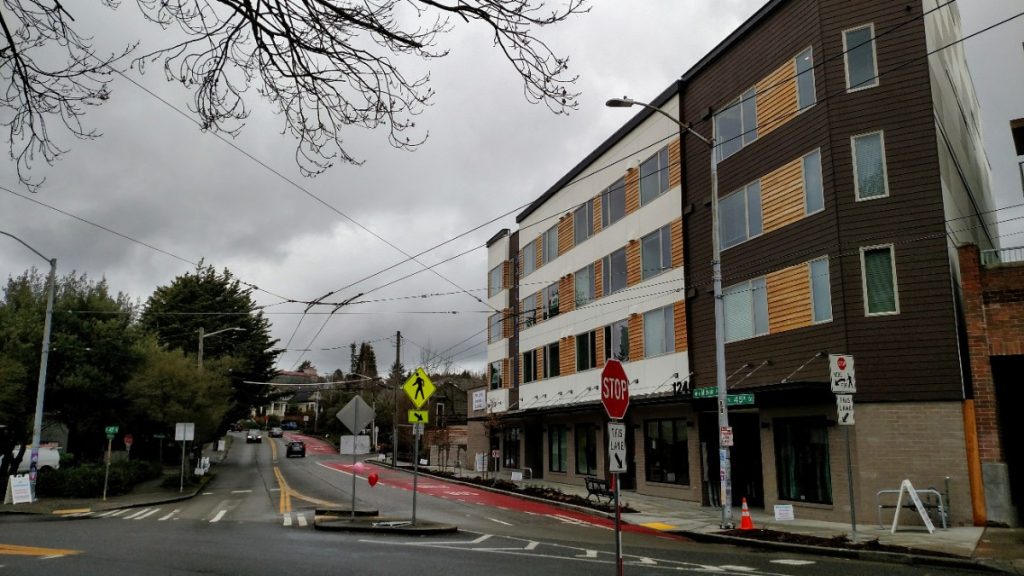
[890,479,935,534]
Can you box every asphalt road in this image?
[0,432,987,575]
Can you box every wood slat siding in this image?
[558,215,573,255]
[626,240,641,286]
[595,327,606,368]
[755,58,797,138]
[536,348,544,382]
[761,156,805,233]
[625,168,640,215]
[503,308,513,339]
[767,262,812,334]
[518,250,524,280]
[594,194,603,233]
[502,358,510,389]
[671,217,684,268]
[668,138,682,189]
[594,258,604,299]
[502,261,512,290]
[628,314,644,361]
[674,300,688,352]
[535,239,543,270]
[559,275,575,314]
[535,292,543,317]
[560,336,576,376]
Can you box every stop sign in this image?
[601,359,630,420]
[124,434,133,448]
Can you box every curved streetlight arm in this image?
[605,97,712,147]
[0,230,52,262]
[198,326,246,369]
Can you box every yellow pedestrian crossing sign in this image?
[408,410,429,424]
[403,368,435,409]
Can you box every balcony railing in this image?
[981,246,1024,266]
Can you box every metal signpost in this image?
[600,359,629,576]
[830,354,857,540]
[175,422,195,493]
[404,367,434,525]
[336,395,375,519]
[102,425,118,501]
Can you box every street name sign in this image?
[836,394,855,425]
[692,388,756,405]
[608,422,627,473]
[830,354,856,393]
[600,359,630,420]
[404,368,435,409]
[105,425,119,440]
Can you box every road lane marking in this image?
[575,550,598,558]
[487,517,512,526]
[53,508,91,516]
[720,566,757,572]
[210,510,228,523]
[283,514,292,527]
[0,544,81,558]
[158,509,179,521]
[134,508,161,520]
[640,521,677,531]
[106,509,128,517]
[524,541,538,551]
[297,514,307,527]
[122,508,153,520]
[771,559,815,566]
[231,490,252,494]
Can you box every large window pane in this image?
[715,101,743,161]
[774,418,832,504]
[641,225,671,280]
[853,132,887,199]
[544,342,560,378]
[575,424,597,476]
[752,277,768,336]
[602,178,626,228]
[521,241,536,276]
[643,306,674,357]
[796,47,816,109]
[724,278,768,342]
[488,313,502,344]
[575,264,595,306]
[811,258,832,322]
[746,180,763,237]
[523,350,537,383]
[576,330,597,371]
[543,282,559,320]
[489,360,502,389]
[603,247,627,295]
[542,225,559,266]
[803,149,824,213]
[605,319,629,361]
[574,200,594,245]
[844,25,878,90]
[521,294,537,328]
[863,246,897,314]
[640,146,670,205]
[488,264,503,297]
[720,190,748,249]
[741,88,758,145]
[644,418,689,485]
[503,428,520,468]
[549,426,567,473]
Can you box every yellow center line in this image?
[0,544,81,557]
[52,508,91,515]
[269,436,278,462]
[272,466,291,514]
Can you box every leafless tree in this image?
[419,342,454,375]
[1,0,588,189]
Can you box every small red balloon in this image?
[367,472,379,487]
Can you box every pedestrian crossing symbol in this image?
[403,368,435,409]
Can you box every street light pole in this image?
[198,326,246,370]
[605,97,733,528]
[0,231,56,496]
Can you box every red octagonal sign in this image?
[601,359,630,420]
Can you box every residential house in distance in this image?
[479,0,1017,526]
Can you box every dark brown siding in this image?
[681,0,961,403]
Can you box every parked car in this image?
[246,430,262,443]
[229,422,243,432]
[285,441,306,458]
[282,421,299,431]
[1,446,61,473]
[268,427,283,438]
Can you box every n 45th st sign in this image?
[601,359,630,420]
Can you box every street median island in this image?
[314,509,457,534]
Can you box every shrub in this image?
[34,459,164,498]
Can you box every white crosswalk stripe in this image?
[134,508,161,520]
[122,508,155,520]
[296,514,307,527]
[283,513,292,527]
[158,509,180,521]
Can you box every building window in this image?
[542,282,559,320]
[796,47,816,110]
[543,342,560,379]
[601,177,627,228]
[576,330,598,371]
[861,245,899,315]
[715,87,757,161]
[575,263,595,306]
[523,349,537,383]
[503,427,520,468]
[774,417,832,504]
[488,313,503,344]
[549,426,568,473]
[575,424,598,476]
[640,146,670,205]
[541,224,559,266]
[803,149,824,214]
[810,258,832,323]
[844,24,879,91]
[521,293,537,328]
[489,360,502,390]
[521,240,536,276]
[720,180,763,249]
[574,199,594,245]
[643,305,674,357]
[641,225,672,280]
[1011,118,1024,156]
[724,277,768,342]
[604,319,629,362]
[852,131,888,200]
[645,418,689,485]
[488,264,503,297]
[602,247,627,296]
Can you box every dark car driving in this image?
[245,430,262,443]
[285,441,306,458]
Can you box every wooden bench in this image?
[584,476,613,503]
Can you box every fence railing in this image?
[981,246,1024,266]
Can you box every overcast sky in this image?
[2,1,1022,377]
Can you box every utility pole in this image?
[393,330,401,466]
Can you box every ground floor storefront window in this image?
[549,425,568,473]
[575,424,597,476]
[644,418,689,485]
[503,427,520,469]
[774,417,832,504]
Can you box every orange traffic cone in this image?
[739,497,754,530]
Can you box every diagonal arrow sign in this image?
[614,453,623,469]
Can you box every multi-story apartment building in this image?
[480,0,1008,526]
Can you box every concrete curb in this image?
[679,531,1008,574]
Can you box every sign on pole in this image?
[829,354,856,393]
[105,425,119,440]
[600,359,630,420]
[408,410,429,424]
[836,394,855,425]
[720,426,734,447]
[335,396,375,434]
[608,422,626,473]
[174,422,195,442]
[404,368,435,409]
